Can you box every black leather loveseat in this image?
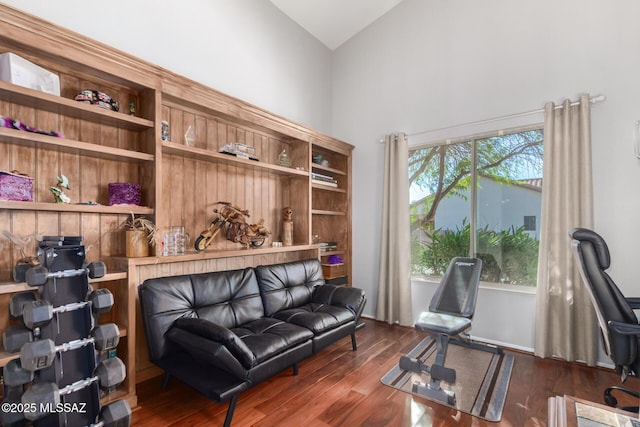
[138,258,366,426]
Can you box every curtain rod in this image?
[405,94,606,139]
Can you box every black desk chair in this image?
[399,257,500,405]
[570,228,640,413]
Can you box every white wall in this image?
[2,0,333,134]
[332,0,640,352]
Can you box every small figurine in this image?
[282,207,293,246]
[184,125,195,146]
[129,102,136,116]
[277,150,291,167]
[161,121,169,141]
[50,174,71,203]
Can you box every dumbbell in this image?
[2,324,33,353]
[9,291,36,318]
[1,396,25,426]
[25,260,106,287]
[21,357,126,421]
[20,323,120,372]
[22,288,114,330]
[3,358,34,387]
[90,400,132,427]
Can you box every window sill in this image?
[411,275,537,295]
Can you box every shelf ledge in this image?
[0,200,153,214]
[162,141,310,177]
[312,184,347,193]
[116,244,320,266]
[0,271,128,295]
[312,209,346,216]
[0,80,154,130]
[0,127,154,162]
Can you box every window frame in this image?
[409,123,543,287]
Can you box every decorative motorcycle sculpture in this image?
[194,202,270,252]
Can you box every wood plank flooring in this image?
[131,319,640,426]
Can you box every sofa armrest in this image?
[171,318,256,369]
[313,285,366,319]
[167,327,250,381]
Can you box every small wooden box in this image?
[0,170,33,201]
[108,182,141,205]
[322,263,346,279]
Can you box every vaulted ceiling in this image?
[269,0,404,50]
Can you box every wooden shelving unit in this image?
[0,3,353,408]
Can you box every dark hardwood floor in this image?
[131,318,640,426]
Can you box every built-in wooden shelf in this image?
[0,127,154,162]
[0,271,128,295]
[311,164,347,176]
[0,200,153,215]
[117,244,320,267]
[162,141,310,177]
[312,184,347,193]
[319,250,346,257]
[312,209,346,216]
[0,80,155,130]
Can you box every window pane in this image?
[475,130,543,286]
[410,141,472,276]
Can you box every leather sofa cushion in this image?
[139,267,264,362]
[231,317,314,364]
[190,268,265,328]
[272,303,354,334]
[169,316,314,374]
[255,259,325,317]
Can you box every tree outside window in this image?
[409,128,543,286]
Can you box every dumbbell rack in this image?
[1,236,131,426]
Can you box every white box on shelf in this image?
[0,52,60,96]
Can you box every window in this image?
[409,127,543,286]
[523,215,536,231]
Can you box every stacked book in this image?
[319,241,338,252]
[312,172,338,188]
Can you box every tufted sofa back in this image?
[139,267,264,362]
[254,259,325,317]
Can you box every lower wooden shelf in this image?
[0,272,128,296]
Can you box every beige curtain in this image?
[376,133,413,326]
[534,94,598,365]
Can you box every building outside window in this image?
[409,127,544,286]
